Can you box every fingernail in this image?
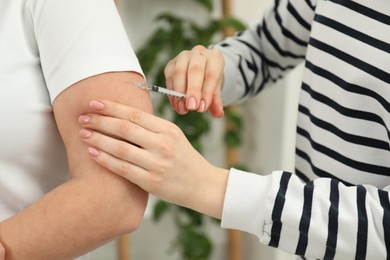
[218,110,225,118]
[90,100,104,111]
[199,100,206,112]
[178,100,186,114]
[187,97,197,110]
[88,147,100,157]
[78,115,91,124]
[171,100,177,110]
[79,129,92,138]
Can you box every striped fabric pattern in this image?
[216,0,390,258]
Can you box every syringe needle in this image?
[129,82,186,99]
[150,85,186,99]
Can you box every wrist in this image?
[192,166,229,219]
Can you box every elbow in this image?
[116,183,149,235]
[125,193,149,234]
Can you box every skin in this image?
[0,72,153,259]
[0,243,4,260]
[78,100,230,219]
[164,45,225,118]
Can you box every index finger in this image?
[89,99,168,133]
[186,46,208,110]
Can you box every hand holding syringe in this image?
[129,82,186,99]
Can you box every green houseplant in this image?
[136,1,246,259]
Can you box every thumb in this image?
[208,96,224,118]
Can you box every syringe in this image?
[129,82,186,99]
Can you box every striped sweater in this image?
[217,0,390,259]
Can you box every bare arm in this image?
[78,100,229,219]
[0,72,152,259]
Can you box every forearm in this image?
[0,168,147,259]
[189,166,229,219]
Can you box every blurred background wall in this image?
[90,0,304,259]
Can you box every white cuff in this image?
[221,168,272,239]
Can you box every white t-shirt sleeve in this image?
[27,0,143,103]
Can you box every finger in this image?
[80,128,153,170]
[177,99,188,115]
[79,112,157,150]
[164,59,177,111]
[80,126,143,157]
[171,51,190,94]
[198,49,224,113]
[208,94,224,118]
[171,51,191,113]
[87,147,151,190]
[88,100,168,133]
[186,45,208,110]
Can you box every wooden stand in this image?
[117,235,130,260]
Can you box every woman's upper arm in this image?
[50,71,153,256]
[0,71,153,259]
[52,70,153,224]
[53,71,153,176]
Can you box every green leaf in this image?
[226,109,243,130]
[153,200,171,221]
[224,130,241,148]
[193,0,213,12]
[219,16,248,31]
[156,13,183,24]
[177,206,204,226]
[137,28,169,74]
[174,112,210,140]
[177,227,212,259]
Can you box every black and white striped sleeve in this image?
[213,0,316,105]
[221,168,390,259]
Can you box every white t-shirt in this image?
[0,0,143,256]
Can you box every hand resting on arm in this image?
[79,100,229,219]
